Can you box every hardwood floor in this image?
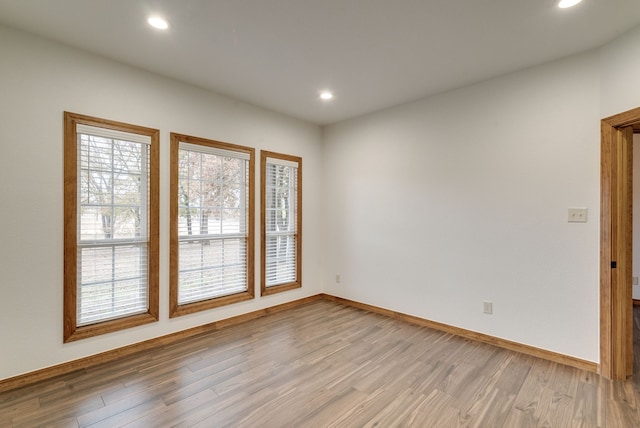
[2,300,640,427]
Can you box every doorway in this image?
[600,106,640,379]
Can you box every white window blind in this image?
[177,142,249,304]
[265,159,298,287]
[76,124,150,325]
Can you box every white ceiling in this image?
[1,0,639,125]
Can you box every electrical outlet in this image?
[634,277,639,286]
[335,274,341,283]
[483,301,493,315]
[568,208,588,223]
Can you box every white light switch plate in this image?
[568,208,588,223]
[483,301,493,315]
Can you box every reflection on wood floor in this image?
[1,300,640,427]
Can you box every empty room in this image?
[2,0,640,426]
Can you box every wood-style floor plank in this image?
[2,300,640,427]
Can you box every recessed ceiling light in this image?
[320,91,334,100]
[558,0,582,8]
[148,16,169,30]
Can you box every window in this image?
[261,151,302,295]
[63,112,159,342]
[170,133,254,317]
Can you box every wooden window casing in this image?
[63,112,159,342]
[261,151,302,296]
[170,133,255,317]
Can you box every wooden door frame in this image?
[600,106,640,379]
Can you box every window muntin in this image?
[261,152,301,296]
[64,112,159,342]
[170,134,254,317]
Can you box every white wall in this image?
[600,25,640,119]
[0,25,324,381]
[323,52,602,362]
